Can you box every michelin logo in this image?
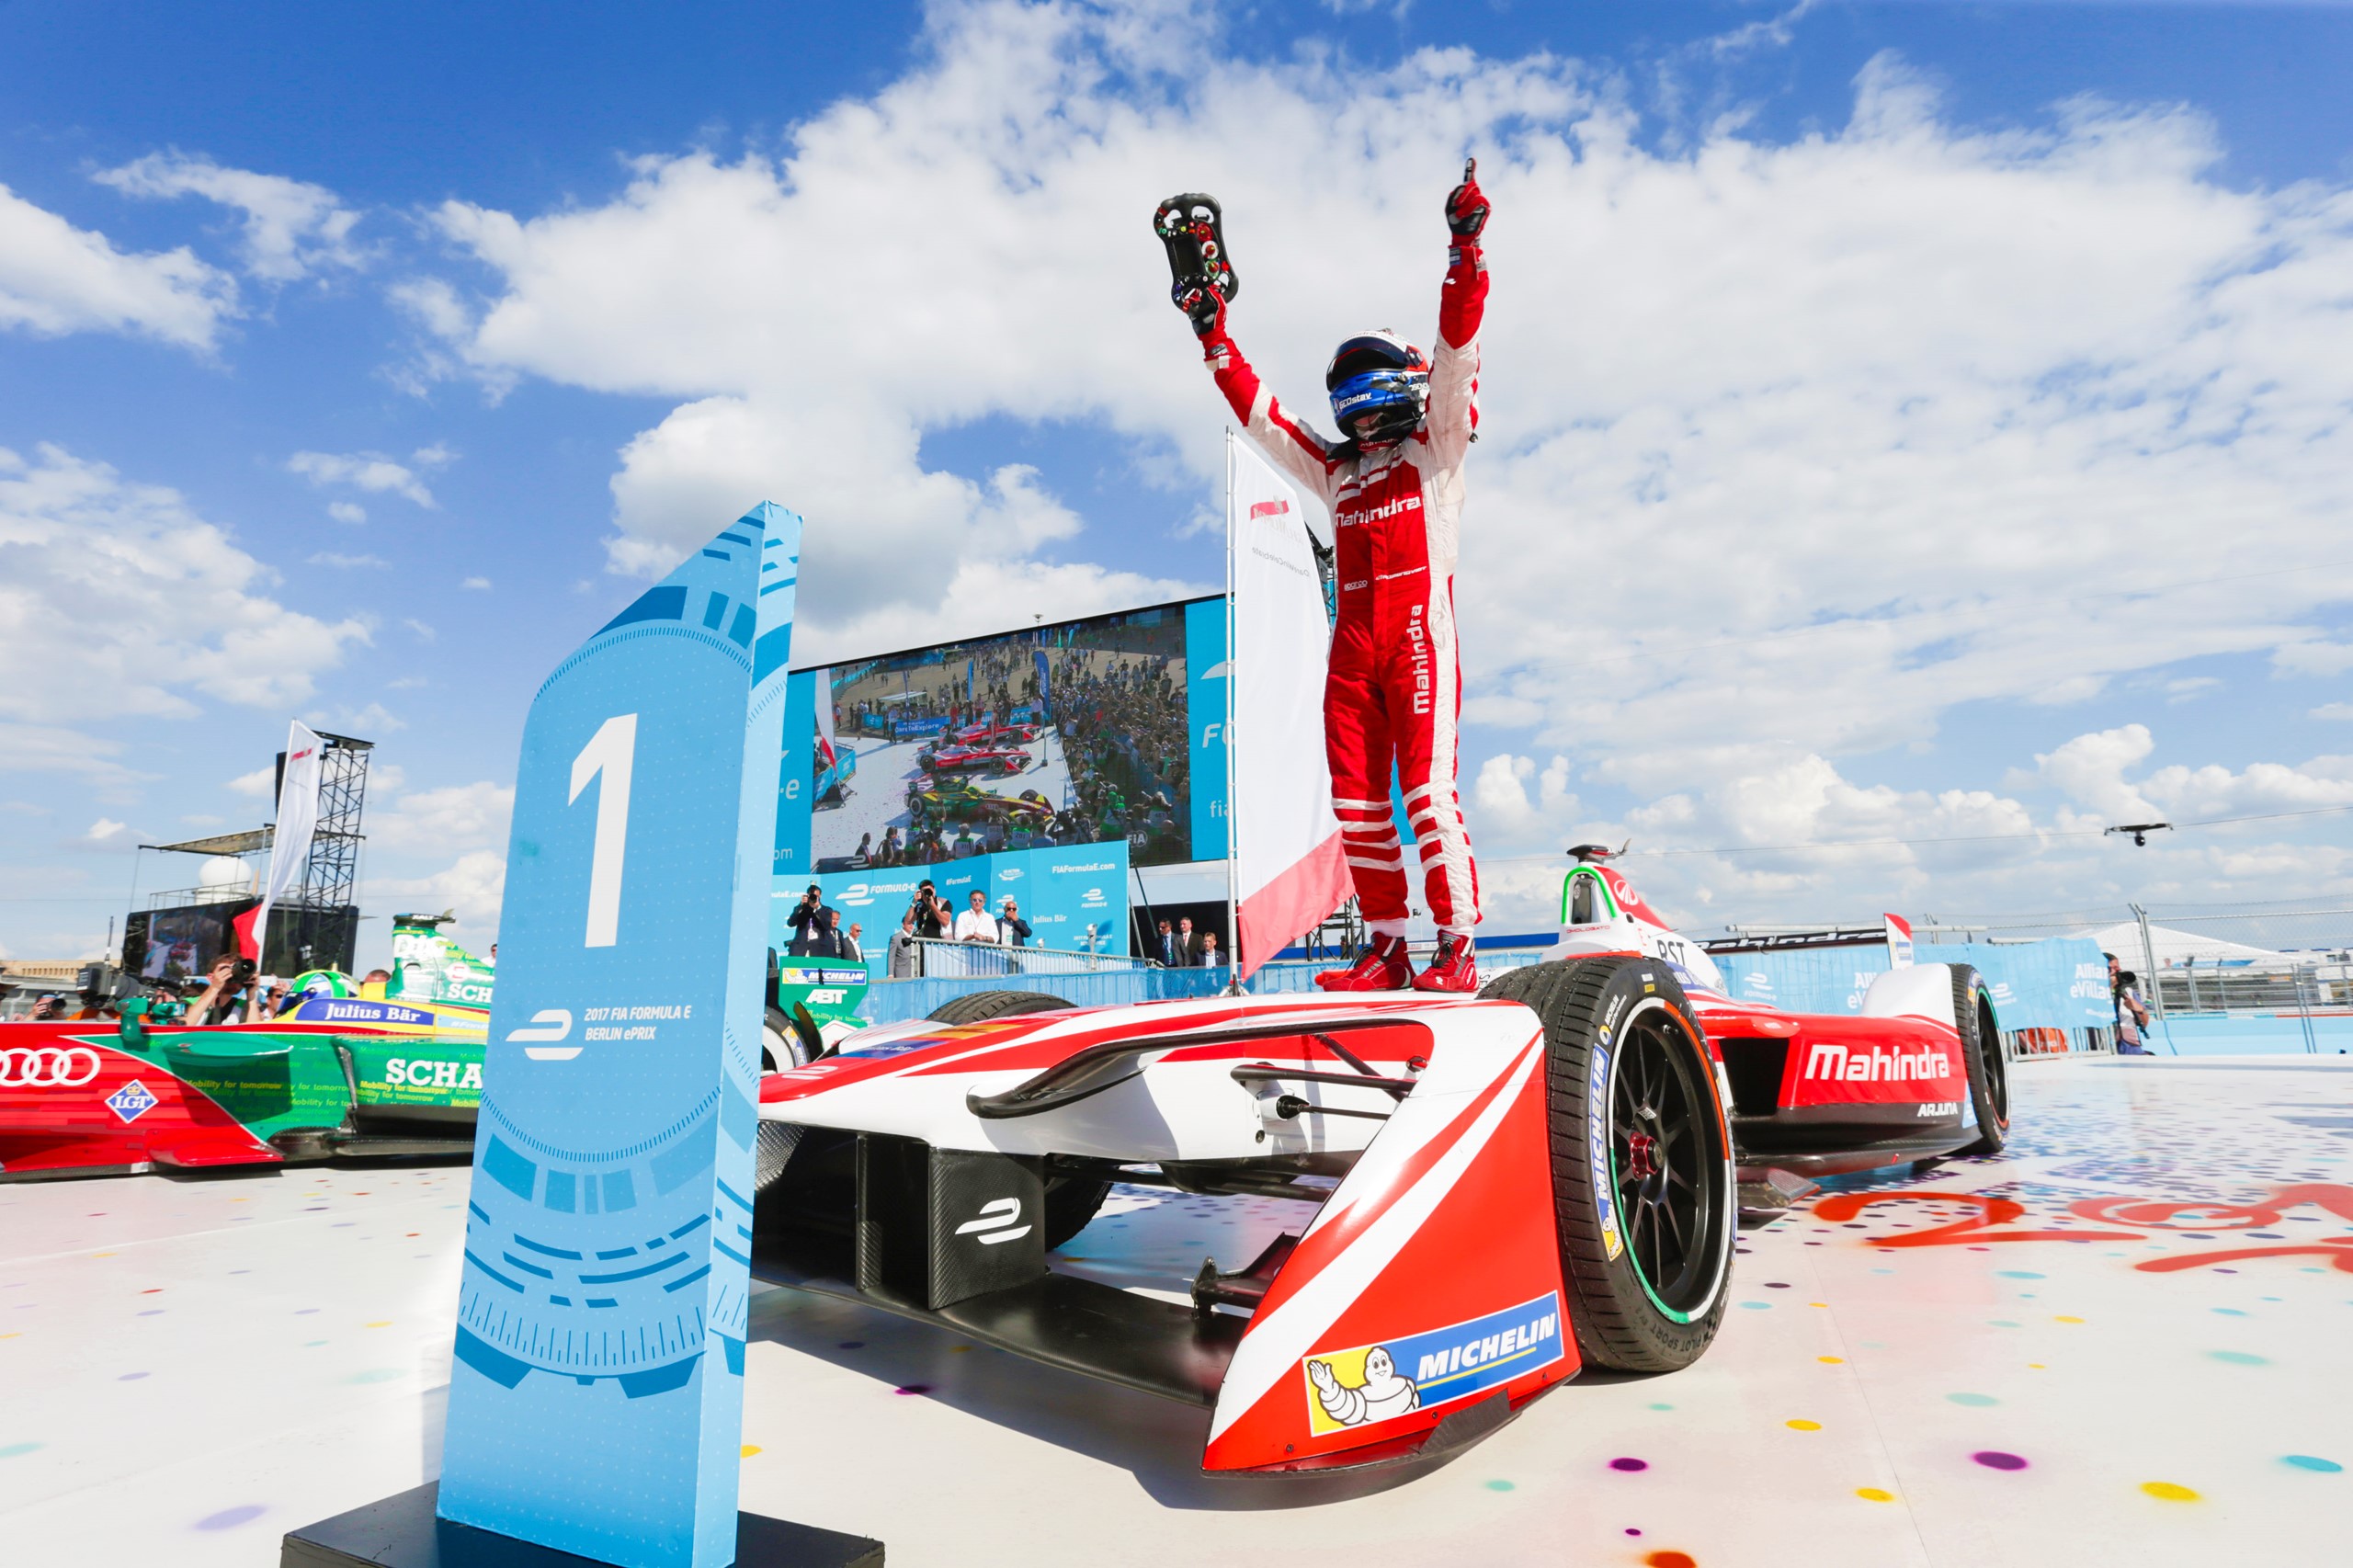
[1301,1293,1565,1436]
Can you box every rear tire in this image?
[1953,966,2010,1156]
[1482,957,1736,1373]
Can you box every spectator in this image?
[954,891,1001,944]
[29,993,64,1020]
[801,906,850,960]
[844,922,865,964]
[1156,919,1181,968]
[488,944,497,960]
[2109,953,2154,1055]
[879,826,904,867]
[1176,916,1198,961]
[889,912,922,978]
[265,980,292,1017]
[998,898,1032,949]
[854,832,874,866]
[1197,931,1224,967]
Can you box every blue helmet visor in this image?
[1330,369,1427,426]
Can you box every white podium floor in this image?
[4,1055,2349,1567]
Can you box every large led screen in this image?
[773,597,1229,954]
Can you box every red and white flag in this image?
[1227,434,1350,978]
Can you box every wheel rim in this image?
[1610,1007,1721,1317]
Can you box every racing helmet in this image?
[1325,329,1430,447]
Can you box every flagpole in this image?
[1222,429,1242,995]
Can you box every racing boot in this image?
[1412,936,1479,994]
[1315,934,1415,992]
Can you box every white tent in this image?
[2075,922,2279,969]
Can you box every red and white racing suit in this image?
[1200,240,1487,936]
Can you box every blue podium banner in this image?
[438,504,801,1568]
[794,839,1131,969]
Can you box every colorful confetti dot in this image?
[0,1443,41,1460]
[1946,1392,1998,1407]
[2283,1455,2342,1472]
[1643,1552,1696,1568]
[893,1384,932,1396]
[1856,1487,1895,1503]
[2053,1315,2085,1324]
[1972,1451,2029,1471]
[2210,1350,2268,1366]
[2140,1482,2199,1502]
[1817,1356,1845,1364]
[1610,1457,1650,1472]
[741,1445,763,1458]
[195,1506,267,1530]
[1483,1479,1514,1492]
[1786,1419,1822,1431]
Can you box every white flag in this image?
[1228,433,1350,978]
[253,721,326,969]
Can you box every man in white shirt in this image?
[953,891,1001,944]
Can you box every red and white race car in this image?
[747,853,2007,1476]
[950,721,1042,746]
[915,741,1030,776]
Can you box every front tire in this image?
[1483,957,1736,1372]
[1953,966,2010,1156]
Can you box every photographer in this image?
[786,884,825,956]
[185,954,254,1026]
[908,880,948,940]
[2108,952,2154,1055]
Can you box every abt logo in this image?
[954,1197,1032,1245]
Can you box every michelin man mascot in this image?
[1170,163,1492,992]
[1307,1346,1422,1427]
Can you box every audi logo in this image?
[0,1046,103,1087]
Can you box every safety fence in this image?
[899,937,1149,980]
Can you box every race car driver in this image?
[1180,165,1490,991]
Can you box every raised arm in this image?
[1426,161,1490,469]
[1185,287,1344,508]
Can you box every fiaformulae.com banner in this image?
[782,840,1131,972]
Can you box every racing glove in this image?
[1446,159,1489,242]
[1178,277,1229,340]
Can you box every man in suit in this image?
[1156,919,1182,967]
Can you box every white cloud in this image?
[369,849,507,941]
[460,575,491,590]
[287,449,438,507]
[94,153,364,283]
[328,501,366,525]
[2033,724,2160,823]
[401,618,435,642]
[369,780,514,855]
[0,180,236,348]
[2313,703,2353,722]
[226,766,275,799]
[85,817,126,842]
[308,551,386,569]
[0,443,367,724]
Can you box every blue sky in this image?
[3,0,2350,962]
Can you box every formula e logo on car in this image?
[385,1058,483,1090]
[105,1079,158,1123]
[1802,1042,1951,1083]
[953,1196,1031,1245]
[0,1046,101,1087]
[506,1007,579,1062]
[1301,1293,1564,1437]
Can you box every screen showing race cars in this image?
[771,596,1229,936]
